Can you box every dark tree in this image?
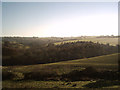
[2,37,118,66]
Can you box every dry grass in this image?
[54,37,118,46]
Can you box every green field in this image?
[54,37,118,46]
[2,53,119,88]
[3,53,118,73]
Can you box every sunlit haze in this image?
[2,2,118,37]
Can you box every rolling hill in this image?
[54,37,118,46]
[3,53,119,74]
[2,53,119,88]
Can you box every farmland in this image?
[54,37,118,46]
[2,1,120,89]
[2,36,120,88]
[3,53,119,73]
[2,37,118,66]
[2,53,120,88]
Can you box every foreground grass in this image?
[2,53,119,88]
[2,80,90,88]
[3,80,120,88]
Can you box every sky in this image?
[2,2,118,37]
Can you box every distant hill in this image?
[54,37,118,46]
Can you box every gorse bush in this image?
[61,66,99,81]
[2,71,15,80]
[62,67,120,81]
[24,71,59,81]
[83,80,120,88]
[12,72,24,80]
[3,66,120,81]
[2,71,24,80]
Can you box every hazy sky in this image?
[2,2,118,37]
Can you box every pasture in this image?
[2,37,120,88]
[54,37,118,46]
[3,53,118,74]
[2,53,119,88]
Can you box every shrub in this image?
[24,71,58,81]
[81,66,99,78]
[2,71,15,80]
[61,66,99,81]
[12,72,24,80]
[2,71,24,80]
[98,71,119,80]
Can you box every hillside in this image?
[3,38,118,66]
[54,37,118,46]
[3,53,119,74]
[3,53,119,88]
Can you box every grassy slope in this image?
[3,53,119,74]
[3,53,119,88]
[54,37,118,46]
[2,37,119,88]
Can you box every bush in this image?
[62,67,120,81]
[12,72,24,80]
[2,71,24,80]
[61,67,99,81]
[81,66,99,78]
[24,71,59,81]
[2,71,15,80]
[98,71,119,80]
